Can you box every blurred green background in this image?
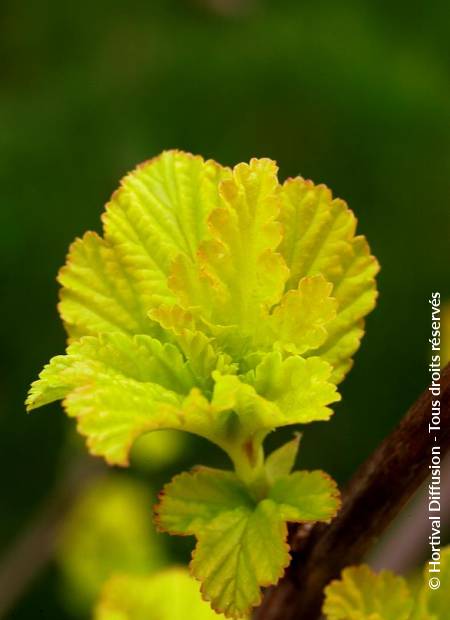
[1,0,449,617]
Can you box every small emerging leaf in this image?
[266,275,336,355]
[265,434,301,482]
[251,352,341,425]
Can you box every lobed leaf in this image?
[155,468,254,536]
[27,333,194,465]
[312,236,379,383]
[279,178,379,383]
[58,232,156,340]
[251,352,341,425]
[27,334,338,465]
[59,151,229,340]
[192,502,288,619]
[28,150,379,619]
[268,471,340,522]
[199,355,339,456]
[169,158,288,331]
[264,275,337,355]
[156,466,340,618]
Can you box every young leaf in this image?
[323,546,450,620]
[192,502,288,619]
[95,568,226,620]
[265,434,301,482]
[264,275,337,355]
[58,232,157,340]
[251,352,341,425]
[159,158,293,367]
[323,565,413,620]
[156,466,340,618]
[268,471,340,522]
[27,333,194,465]
[63,378,182,466]
[59,151,230,340]
[312,236,379,383]
[28,332,195,405]
[279,177,379,383]
[169,158,288,332]
[29,152,377,467]
[201,357,339,461]
[27,329,339,466]
[155,468,254,536]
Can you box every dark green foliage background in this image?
[0,0,449,617]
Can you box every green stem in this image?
[229,439,269,501]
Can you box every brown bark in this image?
[254,362,450,620]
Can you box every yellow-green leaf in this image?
[168,158,289,345]
[27,333,194,465]
[312,236,379,383]
[59,232,156,340]
[269,471,340,522]
[29,152,377,471]
[156,466,340,618]
[279,177,379,382]
[59,151,229,340]
[323,565,413,620]
[95,568,225,620]
[264,434,301,482]
[155,467,254,536]
[265,275,336,355]
[252,352,341,424]
[192,502,289,618]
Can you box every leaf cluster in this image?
[27,151,378,617]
